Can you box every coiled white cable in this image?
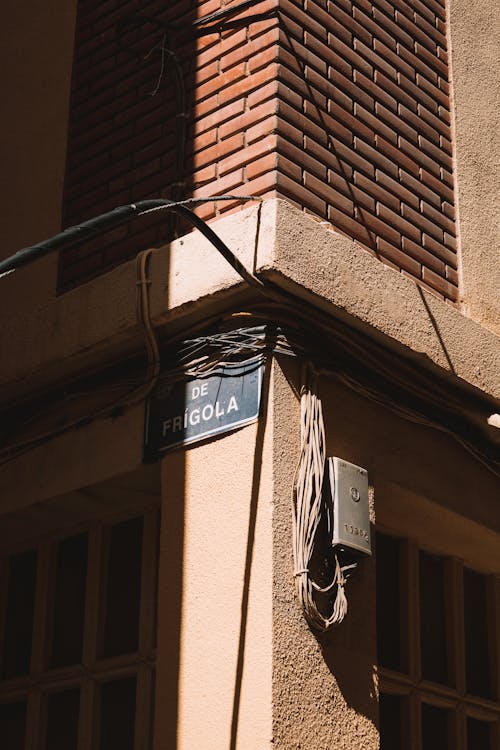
[292,369,356,632]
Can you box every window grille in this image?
[377,531,500,750]
[0,508,159,750]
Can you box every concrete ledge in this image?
[0,199,498,403]
[0,203,270,400]
[268,200,499,398]
[0,402,145,514]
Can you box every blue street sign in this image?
[144,360,264,457]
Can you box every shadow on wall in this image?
[278,357,379,732]
[60,0,199,291]
[157,354,273,750]
[229,356,273,750]
[317,535,379,728]
[156,447,185,750]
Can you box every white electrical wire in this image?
[292,368,357,632]
[2,318,497,478]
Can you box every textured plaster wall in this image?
[315,374,500,542]
[450,0,500,333]
[272,361,379,750]
[0,403,145,515]
[156,389,274,749]
[0,347,496,750]
[270,201,500,399]
[271,356,499,749]
[0,1,76,305]
[1,201,498,406]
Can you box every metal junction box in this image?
[328,457,371,557]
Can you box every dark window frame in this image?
[0,507,159,750]
[377,530,500,750]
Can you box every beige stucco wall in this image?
[271,357,500,749]
[450,0,500,334]
[154,362,375,750]
[272,361,379,750]
[268,202,499,399]
[0,1,497,745]
[0,1,497,333]
[0,0,76,306]
[0,349,497,749]
[0,402,145,516]
[1,201,498,406]
[2,201,496,750]
[156,379,274,749]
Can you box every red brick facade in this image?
[61,0,457,301]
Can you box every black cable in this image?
[0,196,265,292]
[192,0,261,26]
[1,201,498,475]
[115,0,264,35]
[2,317,498,476]
[116,0,270,40]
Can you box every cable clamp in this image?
[293,568,309,577]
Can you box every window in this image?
[0,509,158,749]
[377,532,500,749]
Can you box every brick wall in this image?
[60,0,193,289]
[61,0,457,302]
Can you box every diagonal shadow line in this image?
[278,15,379,255]
[252,200,263,275]
[417,285,456,374]
[157,448,186,750]
[229,350,273,750]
